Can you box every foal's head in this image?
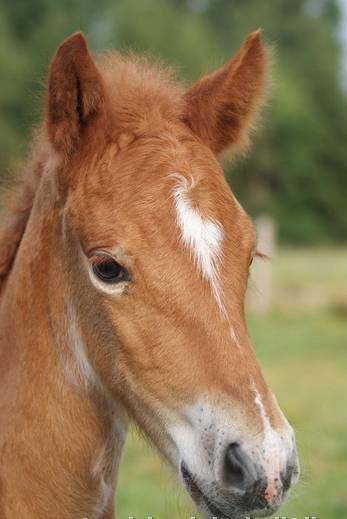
[46,32,299,518]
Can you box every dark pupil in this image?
[94,259,122,282]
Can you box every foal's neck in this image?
[0,179,127,519]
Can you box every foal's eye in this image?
[90,254,129,284]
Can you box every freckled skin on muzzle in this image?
[170,397,299,519]
[181,442,299,519]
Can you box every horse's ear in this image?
[182,30,268,156]
[47,32,105,154]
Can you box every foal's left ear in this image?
[47,32,105,154]
[182,30,268,156]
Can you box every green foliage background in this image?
[0,0,346,243]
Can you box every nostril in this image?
[223,443,257,492]
[224,443,244,489]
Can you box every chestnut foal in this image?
[0,31,299,519]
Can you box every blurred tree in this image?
[204,0,347,243]
[0,0,346,243]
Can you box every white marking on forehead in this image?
[171,174,225,313]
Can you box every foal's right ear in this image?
[47,32,105,154]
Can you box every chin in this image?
[181,461,285,519]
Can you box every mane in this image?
[0,52,185,290]
[97,52,185,132]
[0,131,49,289]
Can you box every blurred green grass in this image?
[117,248,347,519]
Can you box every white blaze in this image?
[172,174,224,313]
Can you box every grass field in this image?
[117,248,347,519]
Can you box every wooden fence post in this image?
[247,215,276,314]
